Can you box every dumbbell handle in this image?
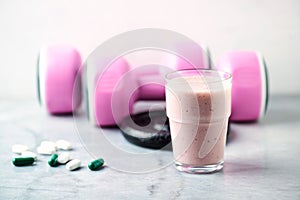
[138,74,165,100]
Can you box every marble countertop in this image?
[1,96,300,199]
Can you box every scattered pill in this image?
[41,141,57,150]
[21,151,37,160]
[12,144,29,154]
[37,145,56,155]
[56,140,72,150]
[66,159,81,171]
[48,154,59,167]
[11,141,106,171]
[57,152,70,164]
[12,157,35,166]
[88,158,104,171]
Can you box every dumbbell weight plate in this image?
[119,110,171,149]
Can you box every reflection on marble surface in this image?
[0,96,300,199]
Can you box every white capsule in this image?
[57,152,70,164]
[12,144,29,154]
[21,151,38,160]
[37,145,56,155]
[41,141,57,150]
[56,140,72,150]
[66,159,81,171]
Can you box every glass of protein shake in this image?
[165,69,232,174]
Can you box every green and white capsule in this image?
[48,154,59,167]
[12,157,35,166]
[88,158,104,171]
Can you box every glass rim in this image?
[165,69,232,83]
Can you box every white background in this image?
[0,0,299,99]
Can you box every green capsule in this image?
[88,158,104,171]
[48,154,59,167]
[12,157,35,166]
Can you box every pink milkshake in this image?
[165,70,232,174]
